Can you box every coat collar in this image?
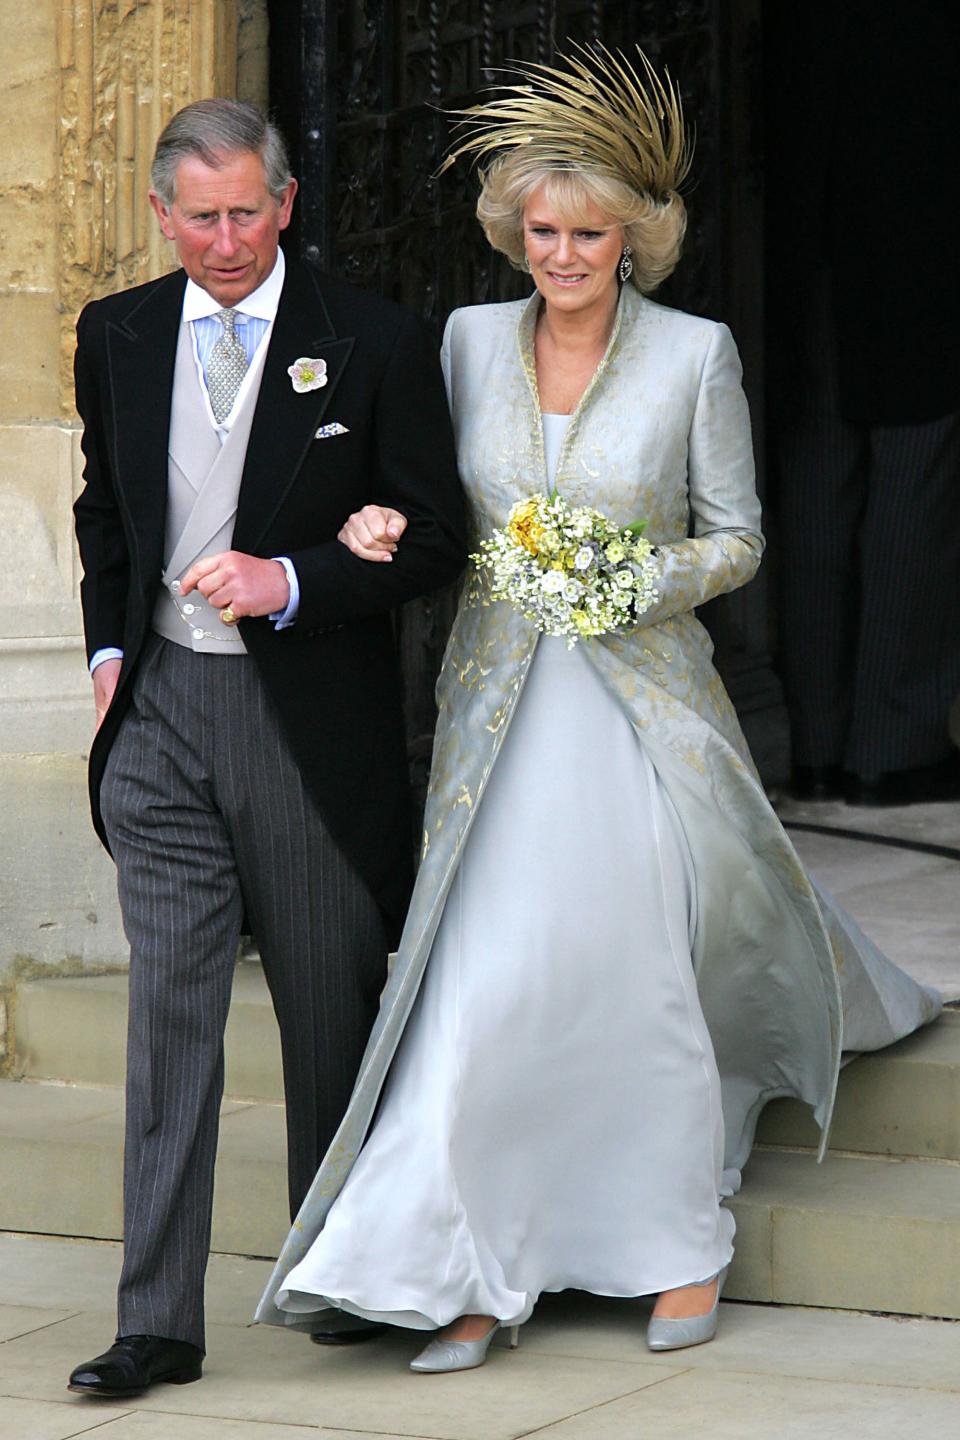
[514,283,636,491]
[515,281,634,402]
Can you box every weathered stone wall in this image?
[0,0,269,1025]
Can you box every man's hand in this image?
[180,551,290,620]
[337,506,408,562]
[92,658,122,733]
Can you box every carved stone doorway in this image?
[268,0,788,798]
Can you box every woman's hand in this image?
[338,505,408,562]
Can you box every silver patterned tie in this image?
[206,308,248,424]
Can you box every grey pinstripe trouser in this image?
[101,634,387,1348]
[775,276,960,774]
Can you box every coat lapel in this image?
[166,320,221,496]
[105,271,186,588]
[235,258,355,553]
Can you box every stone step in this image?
[756,1010,960,1161]
[0,1078,288,1260]
[728,1145,960,1320]
[13,962,284,1102]
[14,970,960,1161]
[1,1079,958,1320]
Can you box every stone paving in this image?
[1,1234,958,1440]
[773,795,960,1001]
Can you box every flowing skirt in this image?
[276,638,736,1329]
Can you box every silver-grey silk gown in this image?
[255,286,941,1333]
[270,415,736,1328]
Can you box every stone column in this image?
[0,0,268,1052]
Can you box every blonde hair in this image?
[477,151,687,294]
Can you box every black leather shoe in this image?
[309,1317,388,1345]
[846,754,960,807]
[789,764,845,801]
[68,1335,203,1397]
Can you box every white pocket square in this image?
[315,422,349,439]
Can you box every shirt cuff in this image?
[90,647,123,675]
[269,557,300,628]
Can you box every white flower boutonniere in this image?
[288,357,328,393]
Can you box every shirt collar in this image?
[181,247,286,323]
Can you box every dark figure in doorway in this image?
[765,1,960,805]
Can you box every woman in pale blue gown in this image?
[255,48,940,1370]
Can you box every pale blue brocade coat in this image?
[257,284,940,1329]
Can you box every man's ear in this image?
[277,178,298,232]
[149,190,177,241]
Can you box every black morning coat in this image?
[73,254,469,945]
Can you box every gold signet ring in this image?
[220,607,239,626]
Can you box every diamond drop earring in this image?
[618,246,633,283]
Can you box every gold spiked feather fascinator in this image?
[438,42,692,204]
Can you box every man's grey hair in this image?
[151,98,293,206]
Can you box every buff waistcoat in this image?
[152,318,269,654]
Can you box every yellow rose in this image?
[507,499,543,555]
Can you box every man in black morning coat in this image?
[67,99,466,1398]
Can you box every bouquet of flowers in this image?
[471,491,659,645]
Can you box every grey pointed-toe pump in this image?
[409,1320,520,1373]
[646,1265,729,1353]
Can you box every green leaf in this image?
[624,519,647,536]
